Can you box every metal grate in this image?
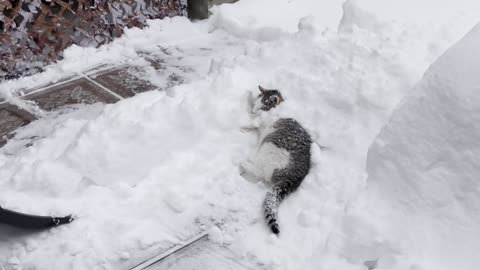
[0,0,187,81]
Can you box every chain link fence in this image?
[0,0,187,81]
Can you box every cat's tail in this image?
[263,180,295,235]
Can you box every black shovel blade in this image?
[0,206,73,230]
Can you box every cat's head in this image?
[253,85,284,112]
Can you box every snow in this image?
[364,23,480,270]
[0,0,479,269]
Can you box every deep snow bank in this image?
[366,23,480,270]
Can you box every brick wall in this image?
[0,0,187,81]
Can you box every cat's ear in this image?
[258,85,266,93]
[278,94,284,103]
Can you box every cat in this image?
[241,85,312,234]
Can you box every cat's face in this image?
[253,85,284,112]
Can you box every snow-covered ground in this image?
[0,0,479,269]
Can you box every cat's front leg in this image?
[240,115,262,134]
[240,126,259,133]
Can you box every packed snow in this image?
[0,0,479,269]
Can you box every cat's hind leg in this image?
[239,160,262,183]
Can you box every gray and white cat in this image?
[242,86,312,234]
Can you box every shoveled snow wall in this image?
[366,23,480,270]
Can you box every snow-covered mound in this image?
[0,0,479,269]
[366,23,480,270]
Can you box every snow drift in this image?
[0,0,479,269]
[366,23,480,270]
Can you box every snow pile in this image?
[338,0,480,78]
[364,23,480,270]
[0,0,479,269]
[209,0,345,35]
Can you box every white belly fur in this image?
[254,142,290,183]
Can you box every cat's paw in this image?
[240,116,261,133]
[240,126,259,133]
